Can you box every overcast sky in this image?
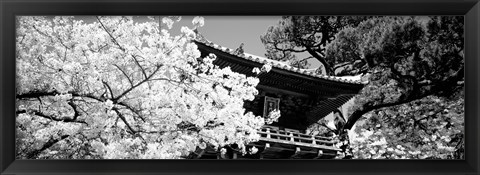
[173,16,280,58]
[76,16,280,57]
[75,16,321,68]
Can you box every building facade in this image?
[189,37,365,159]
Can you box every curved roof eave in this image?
[193,38,369,86]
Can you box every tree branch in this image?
[96,16,148,79]
[67,100,81,121]
[17,91,60,99]
[342,93,431,130]
[272,42,307,53]
[112,64,162,101]
[16,109,87,124]
[17,90,105,102]
[26,135,70,159]
[305,47,333,75]
[339,64,463,131]
[116,101,145,122]
[113,64,134,87]
[102,81,115,99]
[112,108,137,135]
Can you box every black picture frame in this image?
[1,0,479,175]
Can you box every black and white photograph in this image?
[15,16,464,159]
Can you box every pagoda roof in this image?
[193,38,366,97]
[193,37,368,85]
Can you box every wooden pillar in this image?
[289,132,294,142]
[315,150,324,159]
[312,135,316,145]
[219,149,227,159]
[290,147,301,159]
[260,143,270,159]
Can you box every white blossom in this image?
[220,148,227,155]
[249,146,258,154]
[261,63,272,73]
[192,16,205,28]
[265,109,281,124]
[162,17,175,29]
[181,26,196,39]
[252,67,261,74]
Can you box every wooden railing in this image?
[257,125,341,151]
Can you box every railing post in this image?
[316,150,324,159]
[289,132,294,142]
[312,135,316,145]
[233,152,238,159]
[266,128,271,139]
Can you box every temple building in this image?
[189,36,366,159]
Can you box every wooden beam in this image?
[257,84,310,98]
[284,127,301,133]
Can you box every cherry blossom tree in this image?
[16,16,267,159]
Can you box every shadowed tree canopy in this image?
[260,16,370,73]
[333,16,464,130]
[263,16,464,159]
